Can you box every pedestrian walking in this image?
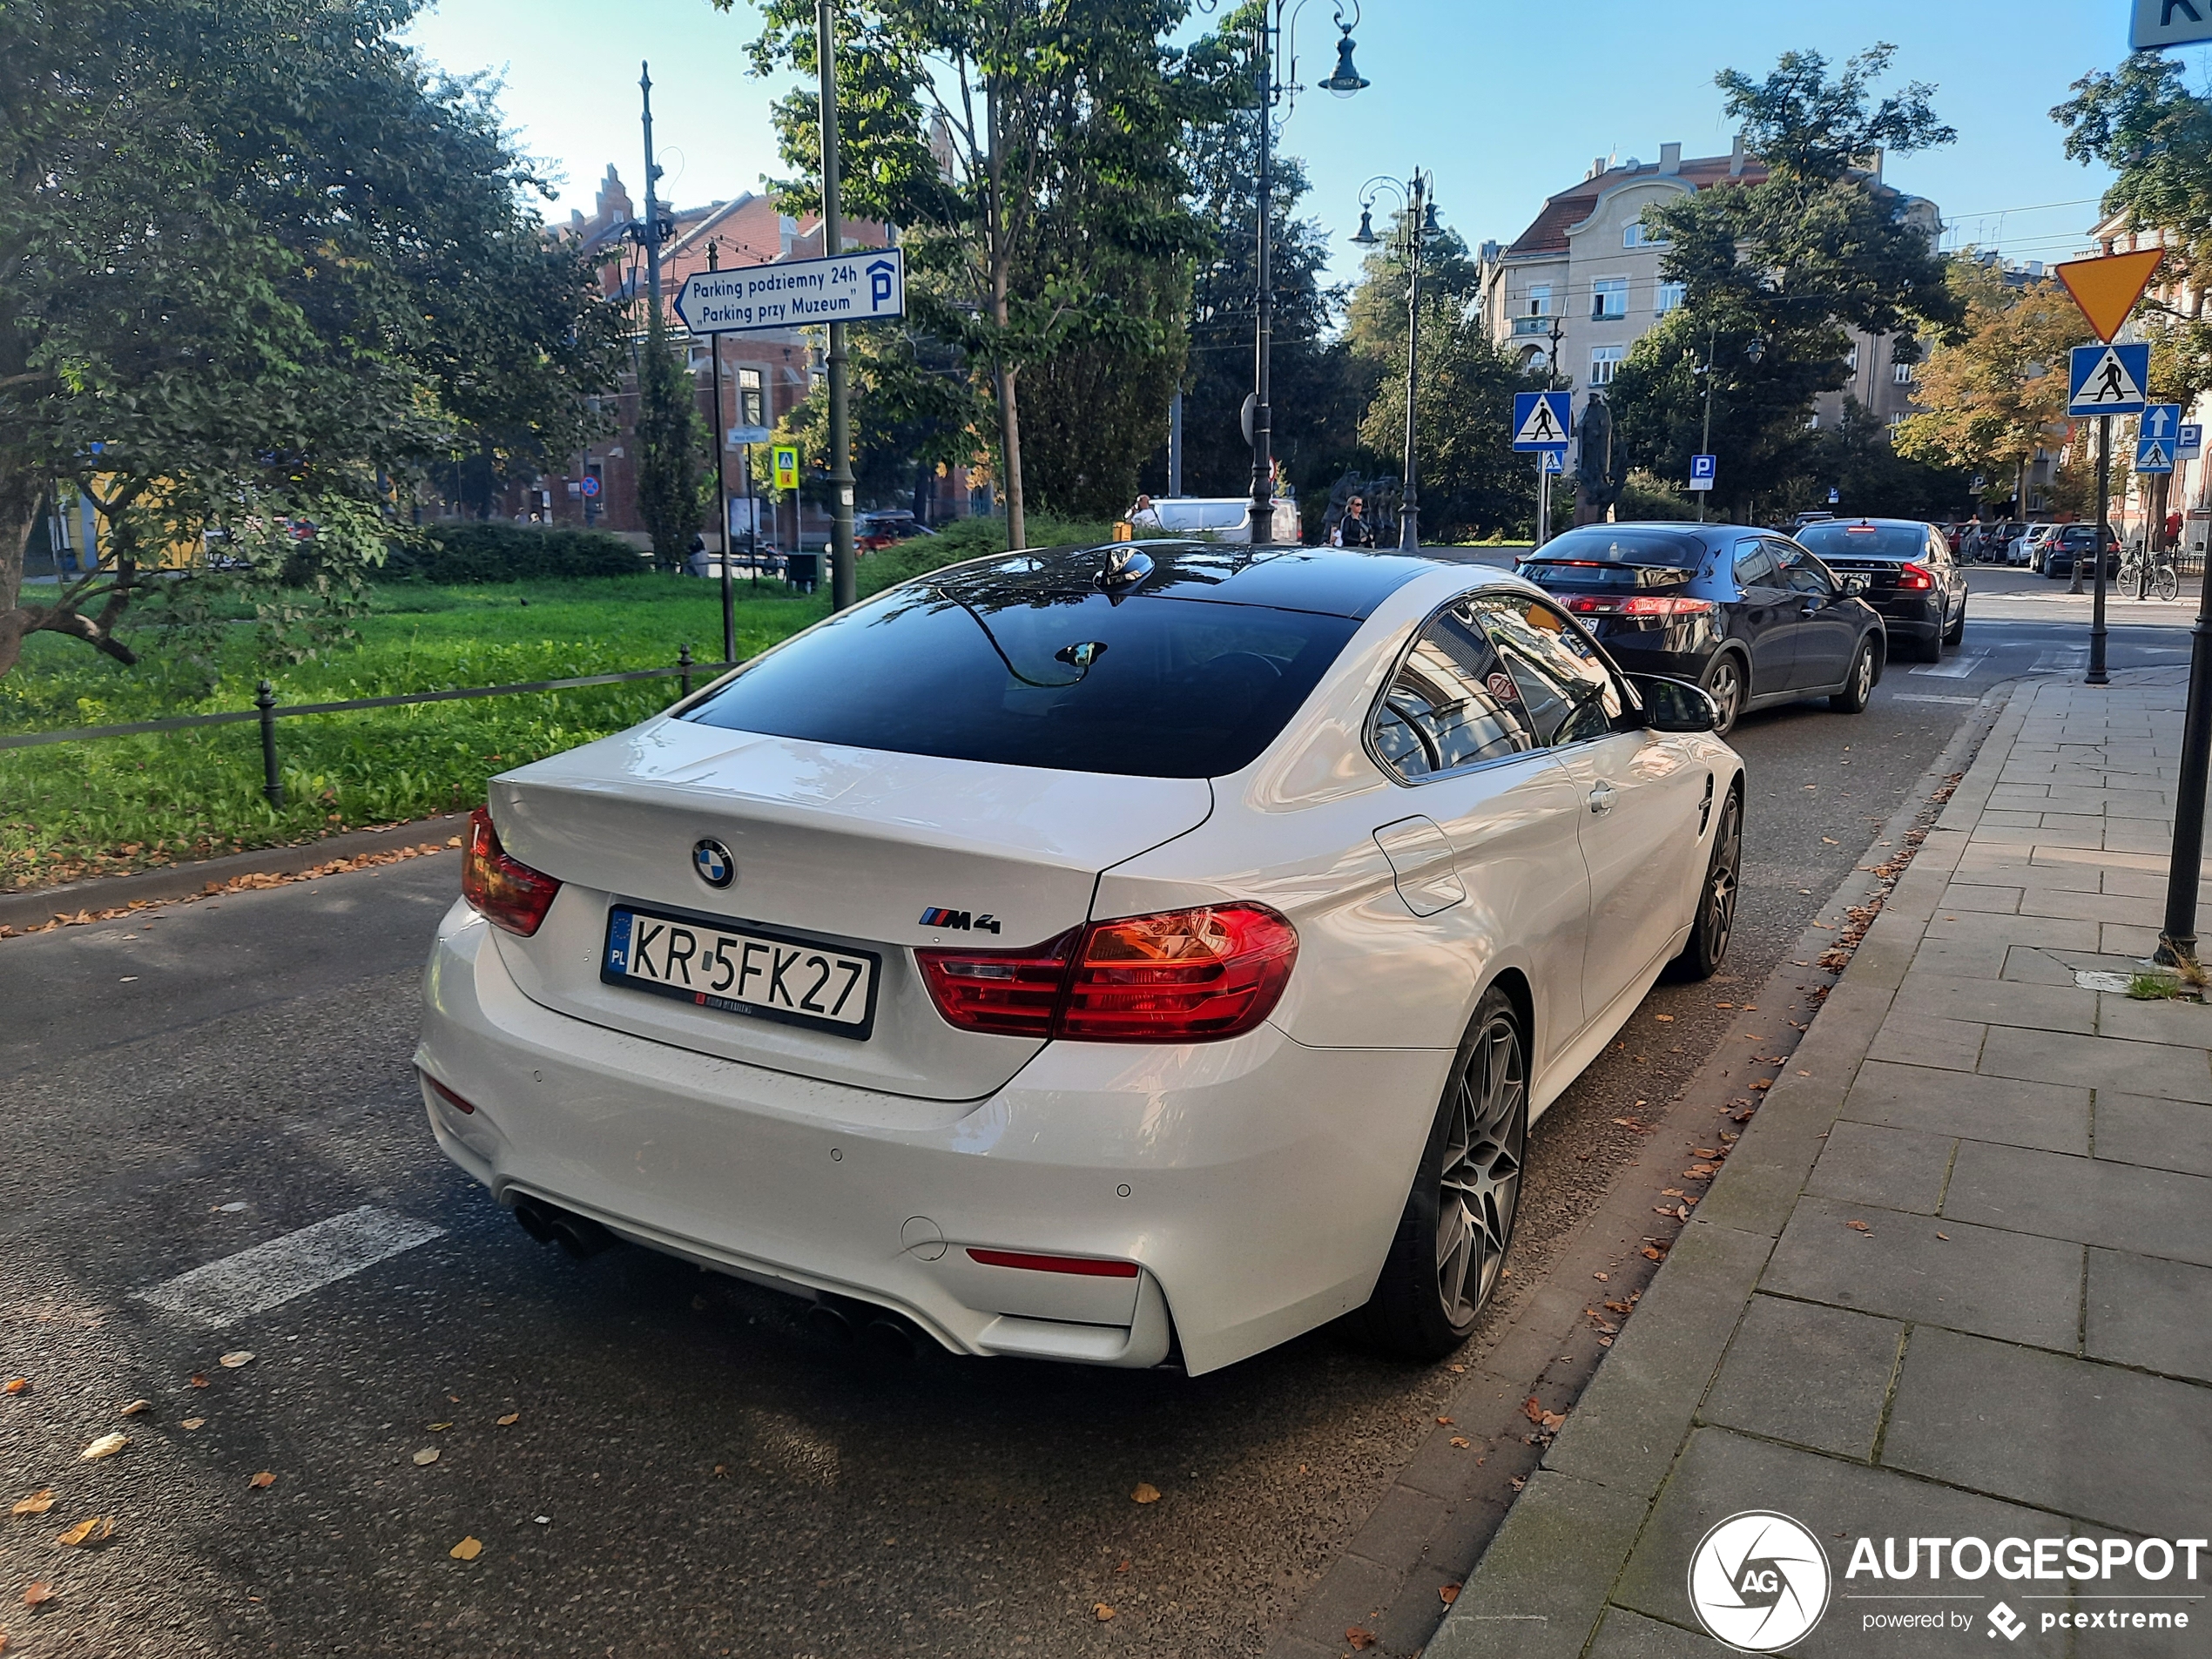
[1332,495,1376,549]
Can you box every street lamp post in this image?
[1204,0,1366,541]
[1351,172,1439,550]
[1691,329,1763,523]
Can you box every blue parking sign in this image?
[1689,454,1716,492]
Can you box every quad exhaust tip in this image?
[510,1196,615,1259]
[808,1292,923,1359]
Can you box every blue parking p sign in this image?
[1689,454,1716,492]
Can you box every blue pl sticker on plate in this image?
[606,910,633,974]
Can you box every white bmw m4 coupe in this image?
[417,542,1743,1375]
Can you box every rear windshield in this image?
[681,573,1359,779]
[1797,523,1924,559]
[1521,528,1703,590]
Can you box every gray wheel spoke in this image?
[1435,1013,1526,1325]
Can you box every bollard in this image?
[678,643,694,699]
[255,679,284,807]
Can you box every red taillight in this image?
[421,1072,475,1115]
[916,904,1298,1044]
[462,806,562,937]
[1563,594,1716,617]
[1898,562,1934,590]
[966,1248,1140,1278]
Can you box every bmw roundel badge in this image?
[691,838,735,889]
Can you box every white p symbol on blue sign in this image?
[1691,455,1716,479]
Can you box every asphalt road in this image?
[0,573,2193,1659]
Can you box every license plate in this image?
[601,904,879,1038]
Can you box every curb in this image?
[1425,674,2033,1659]
[0,813,470,932]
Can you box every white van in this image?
[1128,496,1301,544]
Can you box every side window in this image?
[1371,604,1534,780]
[1928,531,1950,566]
[1474,593,1625,749]
[1772,541,1834,597]
[1732,539,1777,590]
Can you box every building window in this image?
[1590,346,1626,387]
[1656,280,1686,315]
[738,368,765,428]
[1525,284,1554,317]
[1893,361,1915,384]
[688,341,712,369]
[1624,221,1669,248]
[1592,278,1629,320]
[1845,344,1859,371]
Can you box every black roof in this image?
[922,541,1443,620]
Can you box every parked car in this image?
[1793,511,1836,529]
[1792,517,1968,663]
[418,542,1744,1374]
[855,511,935,554]
[2040,523,2121,581]
[1127,496,1302,544]
[1517,522,1886,737]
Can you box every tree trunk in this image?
[0,469,47,678]
[985,77,1025,551]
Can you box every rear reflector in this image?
[1562,594,1717,617]
[917,903,1298,1043]
[462,806,562,937]
[421,1072,475,1115]
[967,1248,1140,1278]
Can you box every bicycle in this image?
[2118,545,2182,602]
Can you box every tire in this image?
[1831,637,1878,712]
[1945,602,1966,645]
[2156,565,2182,603]
[1359,986,1528,1361]
[1911,619,1943,663]
[1701,651,1747,738]
[1666,786,1743,982]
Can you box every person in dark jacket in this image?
[1332,496,1375,548]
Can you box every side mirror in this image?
[1838,574,1869,597]
[1630,674,1719,733]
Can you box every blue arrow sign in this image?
[2182,423,2204,459]
[2136,437,2175,475]
[1513,391,1573,452]
[2068,341,2151,416]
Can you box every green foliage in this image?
[1357,294,1540,541]
[772,326,985,515]
[388,524,649,584]
[1617,472,1700,522]
[1814,399,1971,519]
[633,320,713,569]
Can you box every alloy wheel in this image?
[1854,646,1874,703]
[1435,1015,1526,1325]
[1705,795,1741,963]
[1707,658,1743,734]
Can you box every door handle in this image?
[1588,782,1617,816]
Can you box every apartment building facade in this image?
[1475,139,1939,456]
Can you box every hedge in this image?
[386,523,650,583]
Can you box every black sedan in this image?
[1793,517,1968,662]
[2037,523,2122,581]
[1518,522,1886,738]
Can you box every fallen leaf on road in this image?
[1935,1232,1950,1241]
[711,1465,727,1479]
[1846,1220,1871,1233]
[78,1434,127,1462]
[118,1400,148,1417]
[249,1472,275,1490]
[428,1422,452,1432]
[10,1492,53,1517]
[218,1352,253,1369]
[1449,1364,1467,1372]
[1345,1628,1376,1649]
[2,1380,24,1396]
[1653,1013,1674,1022]
[1435,1416,1453,1426]
[53,1517,113,1547]
[496,1413,519,1426]
[413,1449,439,1467]
[1750,1078,1772,1090]
[189,1375,208,1389]
[1116,1558,1130,1574]
[1605,1299,1634,1315]
[1641,1245,1667,1262]
[1662,1188,1686,1199]
[1440,1583,1461,1605]
[1093,1603,1115,1622]
[1449,1436,1471,1449]
[1130,1482,1160,1504]
[448,1536,482,1561]
[1,1625,10,1651]
[21,1584,51,1608]
[1521,1397,1546,1425]
[1509,1475,1526,1492]
[180,1420,205,1431]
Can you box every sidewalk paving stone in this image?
[2094,993,2212,1047]
[1764,1194,2082,1348]
[1424,1472,1647,1659]
[1879,1326,2212,1540]
[1840,1060,2089,1153]
[1889,971,2095,1034]
[2085,1247,2212,1385]
[1699,1294,1904,1460]
[2093,1091,2212,1180]
[1585,1607,1726,1659]
[1942,1139,2212,1266]
[1802,1120,1954,1214]
[1867,1010,1986,1071]
[1976,1025,2212,1103]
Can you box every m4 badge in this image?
[920,907,1000,934]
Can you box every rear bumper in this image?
[1868,597,1942,641]
[417,902,1451,1375]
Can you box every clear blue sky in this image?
[405,1,2195,290]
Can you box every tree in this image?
[1817,397,1972,519]
[1356,294,1538,540]
[743,0,1214,549]
[632,321,711,569]
[772,322,985,516]
[1893,258,2079,512]
[1608,44,1961,519]
[0,0,620,678]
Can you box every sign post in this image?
[1514,391,1572,547]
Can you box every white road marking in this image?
[2032,647,2090,674]
[1910,652,1987,679]
[137,1204,445,1328]
[1890,693,1982,705]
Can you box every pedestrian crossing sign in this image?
[1541,449,1565,473]
[772,445,800,491]
[2067,342,2150,416]
[1512,390,1573,452]
[2136,437,2175,475]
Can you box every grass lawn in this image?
[3,516,1110,893]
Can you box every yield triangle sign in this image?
[2069,342,2148,415]
[2054,249,2163,342]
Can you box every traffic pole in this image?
[1535,456,1549,547]
[2157,545,2212,981]
[2090,415,2112,685]
[710,328,734,665]
[818,1,856,613]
